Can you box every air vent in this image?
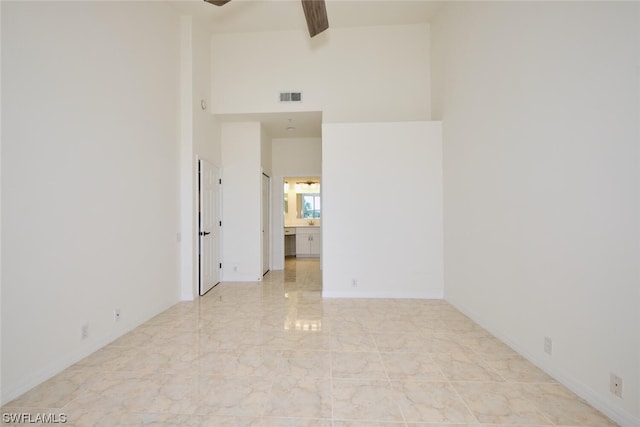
[279,92,303,102]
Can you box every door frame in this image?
[261,172,271,276]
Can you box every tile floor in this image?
[2,258,618,426]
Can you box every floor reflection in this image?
[268,257,322,332]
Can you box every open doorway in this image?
[283,177,321,263]
[281,176,323,299]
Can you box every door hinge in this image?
[219,221,222,226]
[219,263,222,269]
[219,178,222,184]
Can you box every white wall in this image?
[261,127,273,272]
[179,16,194,301]
[432,2,640,424]
[271,138,322,270]
[1,2,181,403]
[272,138,323,177]
[210,24,430,123]
[193,18,220,168]
[261,127,273,177]
[179,15,222,300]
[0,0,4,397]
[220,122,263,281]
[322,122,443,298]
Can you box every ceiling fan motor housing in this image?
[204,0,329,38]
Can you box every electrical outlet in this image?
[351,279,357,287]
[81,324,89,340]
[610,373,623,398]
[544,336,553,355]
[114,309,121,322]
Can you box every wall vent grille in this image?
[279,92,302,102]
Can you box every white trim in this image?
[322,290,444,299]
[224,275,265,283]
[448,299,640,427]
[197,156,203,296]
[272,175,286,270]
[261,171,271,275]
[218,167,224,283]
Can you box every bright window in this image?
[299,194,320,219]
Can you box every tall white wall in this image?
[210,24,430,123]
[271,138,322,270]
[179,15,222,300]
[1,2,181,403]
[261,127,273,272]
[0,0,4,396]
[179,16,195,301]
[211,23,431,280]
[432,2,640,424]
[221,122,263,281]
[322,122,443,298]
[272,138,323,177]
[261,128,273,177]
[193,18,221,168]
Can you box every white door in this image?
[262,173,270,276]
[199,159,221,295]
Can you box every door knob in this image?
[200,231,211,236]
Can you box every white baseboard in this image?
[1,300,177,406]
[447,298,640,427]
[322,290,444,299]
[221,275,265,282]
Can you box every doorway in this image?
[199,159,221,295]
[282,176,321,265]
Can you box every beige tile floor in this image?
[2,258,618,426]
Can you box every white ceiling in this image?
[171,0,441,139]
[170,0,443,34]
